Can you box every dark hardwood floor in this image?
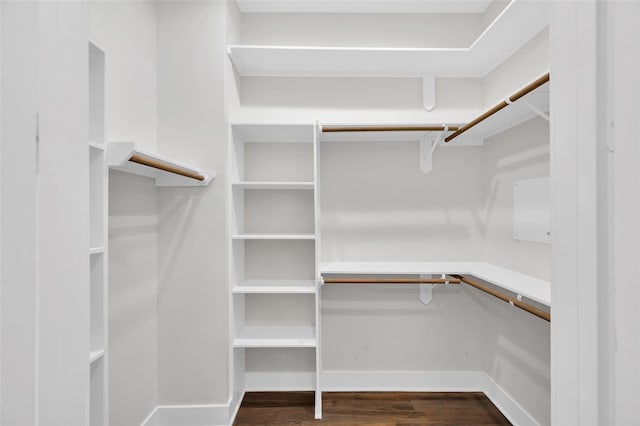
[233,391,512,425]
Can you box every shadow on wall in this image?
[157,188,205,297]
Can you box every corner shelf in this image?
[107,141,214,187]
[227,1,549,78]
[233,325,317,348]
[320,261,550,307]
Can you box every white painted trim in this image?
[321,370,486,392]
[140,406,158,426]
[141,401,233,426]
[483,375,539,426]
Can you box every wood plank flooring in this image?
[233,392,512,425]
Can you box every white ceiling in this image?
[235,0,493,15]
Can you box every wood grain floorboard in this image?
[233,392,512,426]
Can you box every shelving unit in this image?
[227,1,549,78]
[228,123,322,418]
[88,42,108,426]
[107,141,214,187]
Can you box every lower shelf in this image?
[234,325,317,348]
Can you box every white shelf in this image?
[320,261,550,306]
[89,247,105,255]
[234,325,317,348]
[90,349,105,364]
[227,1,549,78]
[232,233,316,240]
[233,279,316,294]
[107,141,214,187]
[232,181,314,190]
[448,81,550,145]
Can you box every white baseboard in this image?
[141,370,539,426]
[321,370,486,392]
[482,374,539,426]
[141,401,233,426]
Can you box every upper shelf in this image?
[227,0,549,78]
[107,141,214,187]
[320,261,550,307]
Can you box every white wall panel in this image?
[157,0,229,405]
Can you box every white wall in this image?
[1,3,38,424]
[89,0,158,153]
[2,2,90,424]
[156,0,229,405]
[108,171,159,426]
[89,2,160,424]
[482,117,551,281]
[240,12,482,48]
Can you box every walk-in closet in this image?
[2,1,639,426]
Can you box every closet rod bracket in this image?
[419,126,448,174]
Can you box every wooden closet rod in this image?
[450,275,550,322]
[444,72,550,143]
[323,277,461,284]
[322,125,460,133]
[129,154,206,182]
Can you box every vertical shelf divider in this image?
[88,41,108,426]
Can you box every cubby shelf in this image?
[232,181,314,190]
[232,233,316,240]
[233,279,317,294]
[233,325,317,348]
[89,349,105,364]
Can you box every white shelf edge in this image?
[319,261,550,307]
[233,280,317,294]
[232,181,315,190]
[89,141,105,150]
[233,325,317,348]
[89,349,105,364]
[232,233,316,240]
[107,141,214,187]
[89,247,105,255]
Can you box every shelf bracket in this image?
[422,76,436,111]
[419,274,433,305]
[506,96,550,122]
[419,126,448,174]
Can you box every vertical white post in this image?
[313,122,322,419]
[550,2,600,425]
